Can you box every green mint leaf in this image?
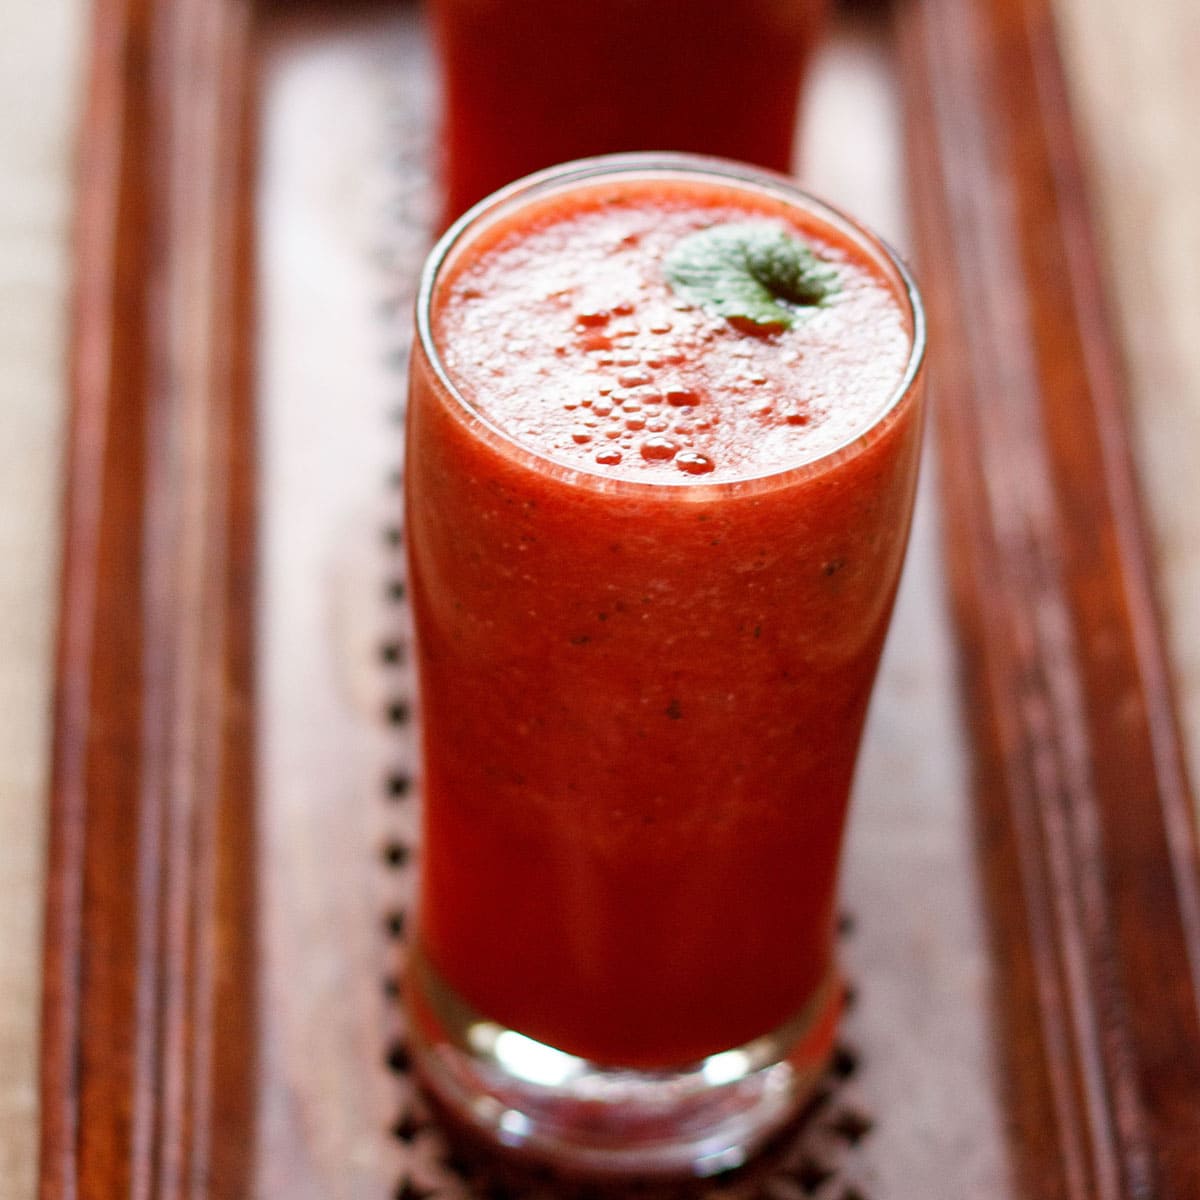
[664,222,838,331]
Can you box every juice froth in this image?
[434,179,911,482]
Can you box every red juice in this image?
[431,0,828,221]
[404,156,925,1173]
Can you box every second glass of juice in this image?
[430,0,829,221]
[404,154,926,1176]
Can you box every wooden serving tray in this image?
[41,0,1200,1197]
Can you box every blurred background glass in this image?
[430,0,829,222]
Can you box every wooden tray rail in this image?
[900,0,1200,1193]
[42,0,257,1195]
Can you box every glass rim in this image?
[414,152,927,496]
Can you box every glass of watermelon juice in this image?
[430,0,829,222]
[404,154,926,1176]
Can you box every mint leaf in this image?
[664,222,837,331]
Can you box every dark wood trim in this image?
[897,0,1200,1195]
[40,1,258,1197]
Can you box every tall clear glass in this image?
[404,155,926,1176]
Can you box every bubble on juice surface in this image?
[640,435,678,462]
[675,451,715,476]
[570,426,592,444]
[575,309,610,328]
[665,387,700,408]
[595,447,622,466]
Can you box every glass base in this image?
[406,949,842,1178]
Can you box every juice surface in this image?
[406,170,923,1067]
[434,183,910,482]
[432,0,826,220]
